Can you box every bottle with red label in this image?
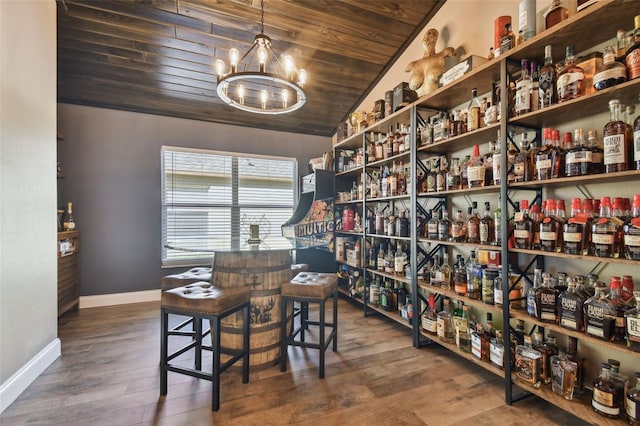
[624,194,640,260]
[563,197,591,255]
[591,196,622,258]
[539,199,563,252]
[514,199,535,249]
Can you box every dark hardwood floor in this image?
[0,299,589,425]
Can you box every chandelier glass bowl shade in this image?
[214,3,307,115]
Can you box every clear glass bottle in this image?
[490,329,505,370]
[63,201,76,231]
[454,304,472,353]
[482,267,498,305]
[536,272,559,323]
[466,249,482,301]
[565,128,592,176]
[594,46,628,90]
[438,209,452,241]
[515,334,542,388]
[479,201,495,245]
[591,196,622,258]
[451,209,466,243]
[527,267,542,317]
[535,128,559,180]
[550,347,578,400]
[544,0,569,30]
[557,45,585,103]
[467,88,481,132]
[513,133,531,182]
[588,129,605,174]
[625,291,640,352]
[627,371,640,423]
[440,252,452,290]
[515,59,532,116]
[558,277,585,331]
[539,199,563,252]
[604,99,630,173]
[446,157,462,190]
[467,145,485,188]
[436,156,447,192]
[436,298,454,343]
[539,45,556,109]
[422,293,438,334]
[584,281,616,341]
[592,362,622,418]
[466,203,480,244]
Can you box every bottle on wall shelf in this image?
[544,0,569,30]
[593,46,627,91]
[515,59,532,116]
[539,45,556,109]
[557,45,584,103]
[63,201,76,231]
[626,15,640,81]
[592,362,622,419]
[500,23,515,54]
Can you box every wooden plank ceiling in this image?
[57,0,443,136]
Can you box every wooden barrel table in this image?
[212,248,293,370]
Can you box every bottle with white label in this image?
[519,0,536,41]
[603,99,629,173]
[63,201,76,231]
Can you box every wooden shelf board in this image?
[508,169,640,190]
[416,123,501,155]
[365,303,413,329]
[366,151,411,168]
[366,268,411,285]
[416,282,503,316]
[335,168,363,178]
[417,238,500,251]
[366,234,411,242]
[510,247,640,266]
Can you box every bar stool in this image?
[289,263,309,330]
[160,282,250,411]
[280,272,338,379]
[161,267,212,336]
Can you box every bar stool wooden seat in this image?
[161,267,213,337]
[280,272,338,379]
[160,282,250,411]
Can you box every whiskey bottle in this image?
[567,337,586,395]
[394,243,405,276]
[515,334,542,388]
[436,156,447,192]
[527,267,542,317]
[479,201,495,245]
[422,293,438,334]
[446,157,462,190]
[544,0,569,30]
[530,61,539,113]
[438,209,452,241]
[426,209,439,239]
[466,250,482,301]
[377,241,385,271]
[591,196,622,258]
[483,140,496,186]
[539,199,563,252]
[451,209,466,243]
[539,45,556,109]
[604,99,630,173]
[535,272,559,323]
[594,46,628,91]
[626,371,640,423]
[532,332,556,385]
[466,145,485,188]
[557,45,585,103]
[588,129,604,174]
[426,158,437,192]
[593,363,622,418]
[514,199,535,249]
[558,277,585,331]
[635,95,640,169]
[584,281,616,340]
[440,252,452,290]
[467,88,481,131]
[466,203,480,244]
[500,23,515,55]
[550,347,578,400]
[515,59,532,116]
[609,277,628,343]
[490,330,505,370]
[453,255,467,297]
[437,298,454,343]
[471,322,490,362]
[494,197,502,246]
[565,128,591,176]
[563,197,590,255]
[513,133,531,182]
[482,267,498,305]
[626,15,640,80]
[535,128,561,180]
[625,291,640,352]
[624,194,640,260]
[454,304,472,353]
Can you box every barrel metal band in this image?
[213,264,290,274]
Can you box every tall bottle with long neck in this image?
[604,99,630,173]
[557,45,584,103]
[515,59,532,116]
[539,45,556,109]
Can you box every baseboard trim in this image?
[79,289,161,309]
[0,338,61,414]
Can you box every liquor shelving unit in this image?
[333,1,640,424]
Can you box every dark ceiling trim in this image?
[337,0,447,131]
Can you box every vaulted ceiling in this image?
[57,0,443,136]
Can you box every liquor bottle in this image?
[563,197,590,255]
[626,291,640,352]
[565,128,589,176]
[453,255,467,297]
[466,250,482,301]
[626,15,640,80]
[627,371,640,423]
[539,45,557,109]
[493,266,504,308]
[484,140,496,186]
[539,199,563,252]
[63,201,76,231]
[451,209,466,243]
[437,298,454,343]
[422,293,438,334]
[544,0,569,30]
[437,209,451,241]
[426,209,439,240]
[519,0,536,41]
[377,241,385,271]
[610,277,628,343]
[635,96,640,169]
[515,334,542,388]
[594,46,628,91]
[588,129,604,174]
[454,304,472,353]
[384,242,394,274]
[394,243,405,276]
[479,202,495,246]
[500,23,515,54]
[584,281,616,340]
[467,88,481,132]
[446,157,462,190]
[535,272,559,323]
[513,132,531,182]
[527,267,542,317]
[494,197,502,246]
[591,196,622,258]
[558,277,585,331]
[426,158,437,192]
[550,347,578,400]
[624,194,640,260]
[535,128,561,180]
[593,363,622,419]
[482,268,498,305]
[436,156,447,192]
[514,199,535,249]
[471,322,490,362]
[466,203,480,244]
[530,61,539,113]
[532,332,556,385]
[515,59,532,116]
[604,99,630,173]
[566,337,585,395]
[399,210,409,238]
[460,155,470,189]
[467,145,485,188]
[557,45,585,103]
[490,330,505,370]
[440,252,452,290]
[397,162,406,195]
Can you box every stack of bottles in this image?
[422,201,501,246]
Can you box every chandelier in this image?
[214,0,307,115]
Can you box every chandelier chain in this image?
[260,0,265,34]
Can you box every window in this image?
[161,146,297,267]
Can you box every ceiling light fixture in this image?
[215,0,307,115]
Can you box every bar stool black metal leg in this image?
[280,296,288,372]
[300,301,308,342]
[242,304,250,384]
[332,291,338,352]
[160,308,168,395]
[212,315,221,411]
[319,299,325,379]
[195,317,203,370]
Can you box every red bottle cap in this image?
[521,199,529,210]
[540,199,547,211]
[552,130,560,140]
[531,204,540,214]
[557,199,565,209]
[472,144,480,157]
[563,132,572,143]
[610,276,621,289]
[546,199,556,211]
[634,194,640,207]
[622,275,634,292]
[601,196,611,207]
[613,198,624,209]
[593,199,600,211]
[571,197,582,209]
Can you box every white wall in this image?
[0,0,59,412]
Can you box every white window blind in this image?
[161,146,296,267]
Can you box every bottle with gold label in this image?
[593,46,627,91]
[63,201,76,231]
[626,15,640,80]
[592,363,622,418]
[557,45,584,103]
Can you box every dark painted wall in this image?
[57,104,331,296]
